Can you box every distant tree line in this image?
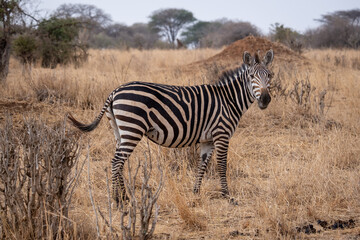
[182,19,260,48]
[1,0,359,83]
[270,9,360,52]
[305,9,360,48]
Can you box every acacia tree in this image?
[149,8,196,46]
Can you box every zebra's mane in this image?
[215,64,247,86]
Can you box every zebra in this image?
[68,49,274,205]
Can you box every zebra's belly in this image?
[145,126,212,148]
[144,127,199,148]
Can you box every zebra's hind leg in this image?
[111,149,130,205]
[105,107,126,205]
[193,142,214,194]
[112,132,144,207]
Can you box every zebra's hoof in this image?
[111,201,122,210]
[122,194,130,203]
[229,197,239,206]
[112,194,129,208]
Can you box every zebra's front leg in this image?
[215,138,238,205]
[214,138,231,198]
[193,142,214,194]
[111,149,130,207]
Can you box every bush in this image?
[38,17,88,68]
[12,34,38,65]
[119,148,164,240]
[270,23,303,53]
[0,116,83,239]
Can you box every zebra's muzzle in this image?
[258,92,271,110]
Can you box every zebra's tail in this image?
[67,91,114,132]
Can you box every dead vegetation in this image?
[119,147,164,240]
[0,42,360,239]
[0,116,82,239]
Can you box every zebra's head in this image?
[243,49,274,110]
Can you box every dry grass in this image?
[1,47,360,239]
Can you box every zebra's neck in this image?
[213,64,255,124]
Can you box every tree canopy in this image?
[149,8,196,46]
[52,3,112,30]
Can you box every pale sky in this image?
[38,0,359,34]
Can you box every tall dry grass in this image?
[1,47,359,239]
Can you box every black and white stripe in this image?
[68,50,274,204]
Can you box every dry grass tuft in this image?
[167,178,206,231]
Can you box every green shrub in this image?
[12,34,38,64]
[38,17,88,68]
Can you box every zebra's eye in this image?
[250,74,254,78]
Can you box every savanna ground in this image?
[1,38,360,239]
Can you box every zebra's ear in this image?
[263,49,274,66]
[243,51,252,65]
